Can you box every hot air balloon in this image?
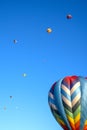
[13,40,18,44]
[22,73,27,77]
[47,28,52,33]
[48,76,87,130]
[10,96,12,99]
[3,106,7,110]
[66,14,72,19]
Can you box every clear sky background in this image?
[0,0,87,130]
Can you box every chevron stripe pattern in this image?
[61,76,81,130]
[48,76,87,130]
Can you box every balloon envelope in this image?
[47,28,52,33]
[4,106,7,110]
[10,96,12,99]
[13,40,17,44]
[66,14,72,19]
[22,73,27,77]
[48,76,87,130]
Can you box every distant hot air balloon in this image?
[10,96,12,99]
[47,28,52,33]
[48,76,87,130]
[4,106,7,110]
[66,14,72,19]
[13,40,17,44]
[22,73,27,77]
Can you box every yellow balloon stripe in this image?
[75,113,80,124]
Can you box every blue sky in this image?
[0,0,87,130]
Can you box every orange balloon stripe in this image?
[69,120,80,130]
[84,126,87,130]
[75,120,80,130]
[68,121,76,130]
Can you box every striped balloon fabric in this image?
[48,76,87,130]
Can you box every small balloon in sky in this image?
[47,28,52,33]
[13,39,18,44]
[22,73,27,77]
[3,106,7,110]
[66,14,72,19]
[10,96,12,99]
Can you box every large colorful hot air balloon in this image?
[48,76,87,130]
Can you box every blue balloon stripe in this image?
[48,96,55,105]
[79,77,87,130]
[71,86,81,101]
[61,82,70,89]
[61,88,71,101]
